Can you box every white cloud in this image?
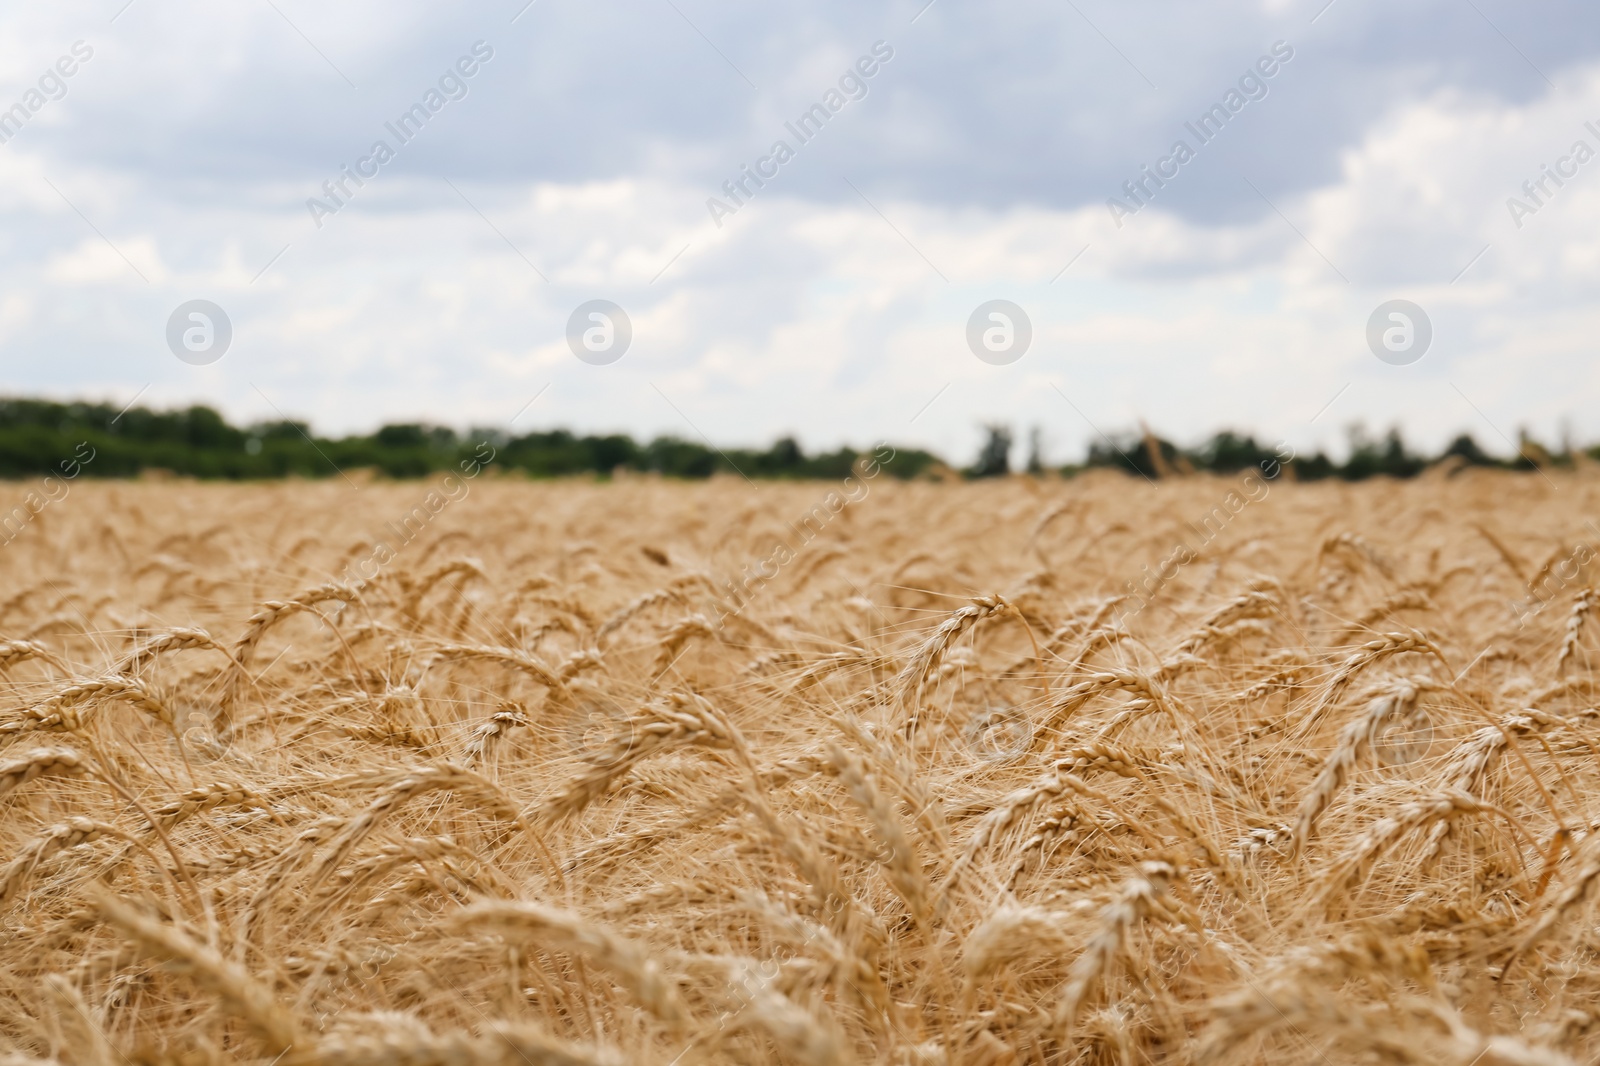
[44,236,166,285]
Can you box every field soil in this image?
[2,470,1599,1065]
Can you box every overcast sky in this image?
[4,0,1600,463]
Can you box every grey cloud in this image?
[18,0,1600,230]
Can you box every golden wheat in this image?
[1,471,1598,1063]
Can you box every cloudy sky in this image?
[4,0,1600,463]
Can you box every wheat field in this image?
[2,467,1600,1065]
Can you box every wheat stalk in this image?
[828,743,932,924]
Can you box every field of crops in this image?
[3,468,1600,1065]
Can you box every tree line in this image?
[0,399,1566,481]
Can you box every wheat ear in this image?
[448,899,687,1024]
[1055,859,1179,1031]
[92,889,309,1057]
[0,746,86,799]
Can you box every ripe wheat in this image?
[0,471,1596,1064]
